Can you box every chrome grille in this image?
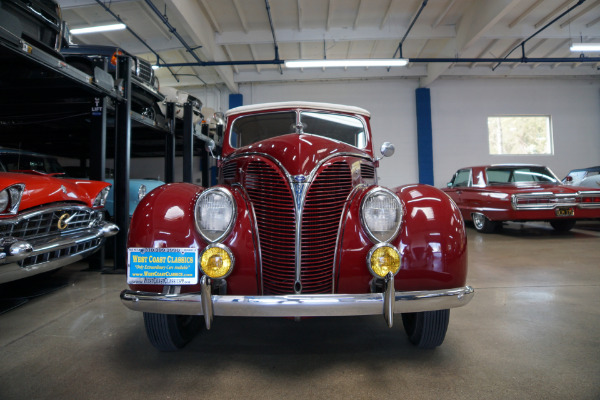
[361,164,375,180]
[21,238,102,268]
[301,162,353,293]
[242,158,353,295]
[244,160,296,294]
[136,58,153,85]
[0,206,97,240]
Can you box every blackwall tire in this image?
[143,313,202,351]
[401,309,450,349]
[472,212,498,233]
[550,220,576,232]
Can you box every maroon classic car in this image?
[121,101,474,351]
[0,170,119,284]
[443,164,600,233]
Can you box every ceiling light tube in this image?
[284,59,409,68]
[70,23,127,35]
[570,43,600,52]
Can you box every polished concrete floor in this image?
[1,221,599,400]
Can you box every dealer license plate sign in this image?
[127,248,198,285]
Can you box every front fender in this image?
[127,183,259,295]
[336,184,467,293]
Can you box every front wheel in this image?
[402,310,450,348]
[143,313,202,351]
[550,220,576,232]
[472,212,499,233]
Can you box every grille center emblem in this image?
[58,213,70,230]
[291,175,308,211]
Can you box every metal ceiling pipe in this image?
[493,0,588,70]
[93,0,179,82]
[265,0,283,74]
[143,0,208,85]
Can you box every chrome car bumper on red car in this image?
[121,275,474,329]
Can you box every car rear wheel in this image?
[143,312,202,351]
[472,212,498,233]
[402,310,450,348]
[550,220,576,232]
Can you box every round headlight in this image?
[200,244,234,279]
[195,188,236,242]
[360,188,403,242]
[0,190,9,213]
[367,243,401,278]
[138,184,147,201]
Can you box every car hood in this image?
[226,133,371,176]
[0,172,110,210]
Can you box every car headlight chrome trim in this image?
[367,243,401,279]
[93,187,110,208]
[194,187,236,243]
[200,243,235,279]
[0,184,25,215]
[360,187,403,243]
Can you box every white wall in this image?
[430,78,600,185]
[224,77,600,188]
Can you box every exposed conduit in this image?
[94,0,180,82]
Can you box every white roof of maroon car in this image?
[225,101,371,118]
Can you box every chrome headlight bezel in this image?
[366,242,401,279]
[194,187,236,243]
[0,184,25,215]
[360,187,403,243]
[93,186,110,208]
[200,243,235,279]
[137,184,147,201]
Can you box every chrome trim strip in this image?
[120,286,474,318]
[0,203,101,225]
[511,190,600,210]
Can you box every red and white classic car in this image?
[443,164,600,233]
[121,101,474,351]
[0,170,119,284]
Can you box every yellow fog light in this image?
[200,244,234,279]
[367,244,401,278]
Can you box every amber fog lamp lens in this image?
[201,245,234,279]
[369,245,400,278]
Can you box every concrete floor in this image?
[1,221,599,400]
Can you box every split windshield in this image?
[230,110,367,149]
[486,166,558,184]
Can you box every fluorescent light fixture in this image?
[570,43,600,52]
[70,23,126,35]
[284,59,409,68]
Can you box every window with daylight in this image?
[487,115,553,155]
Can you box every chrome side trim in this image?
[511,190,600,210]
[120,285,474,321]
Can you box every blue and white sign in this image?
[127,247,198,285]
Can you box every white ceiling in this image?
[57,0,600,92]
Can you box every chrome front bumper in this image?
[121,275,474,329]
[0,222,119,284]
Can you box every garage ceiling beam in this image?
[164,0,238,92]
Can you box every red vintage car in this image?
[122,101,474,351]
[443,164,600,233]
[0,171,119,284]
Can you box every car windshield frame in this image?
[485,166,559,185]
[229,110,368,149]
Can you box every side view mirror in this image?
[378,142,395,160]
